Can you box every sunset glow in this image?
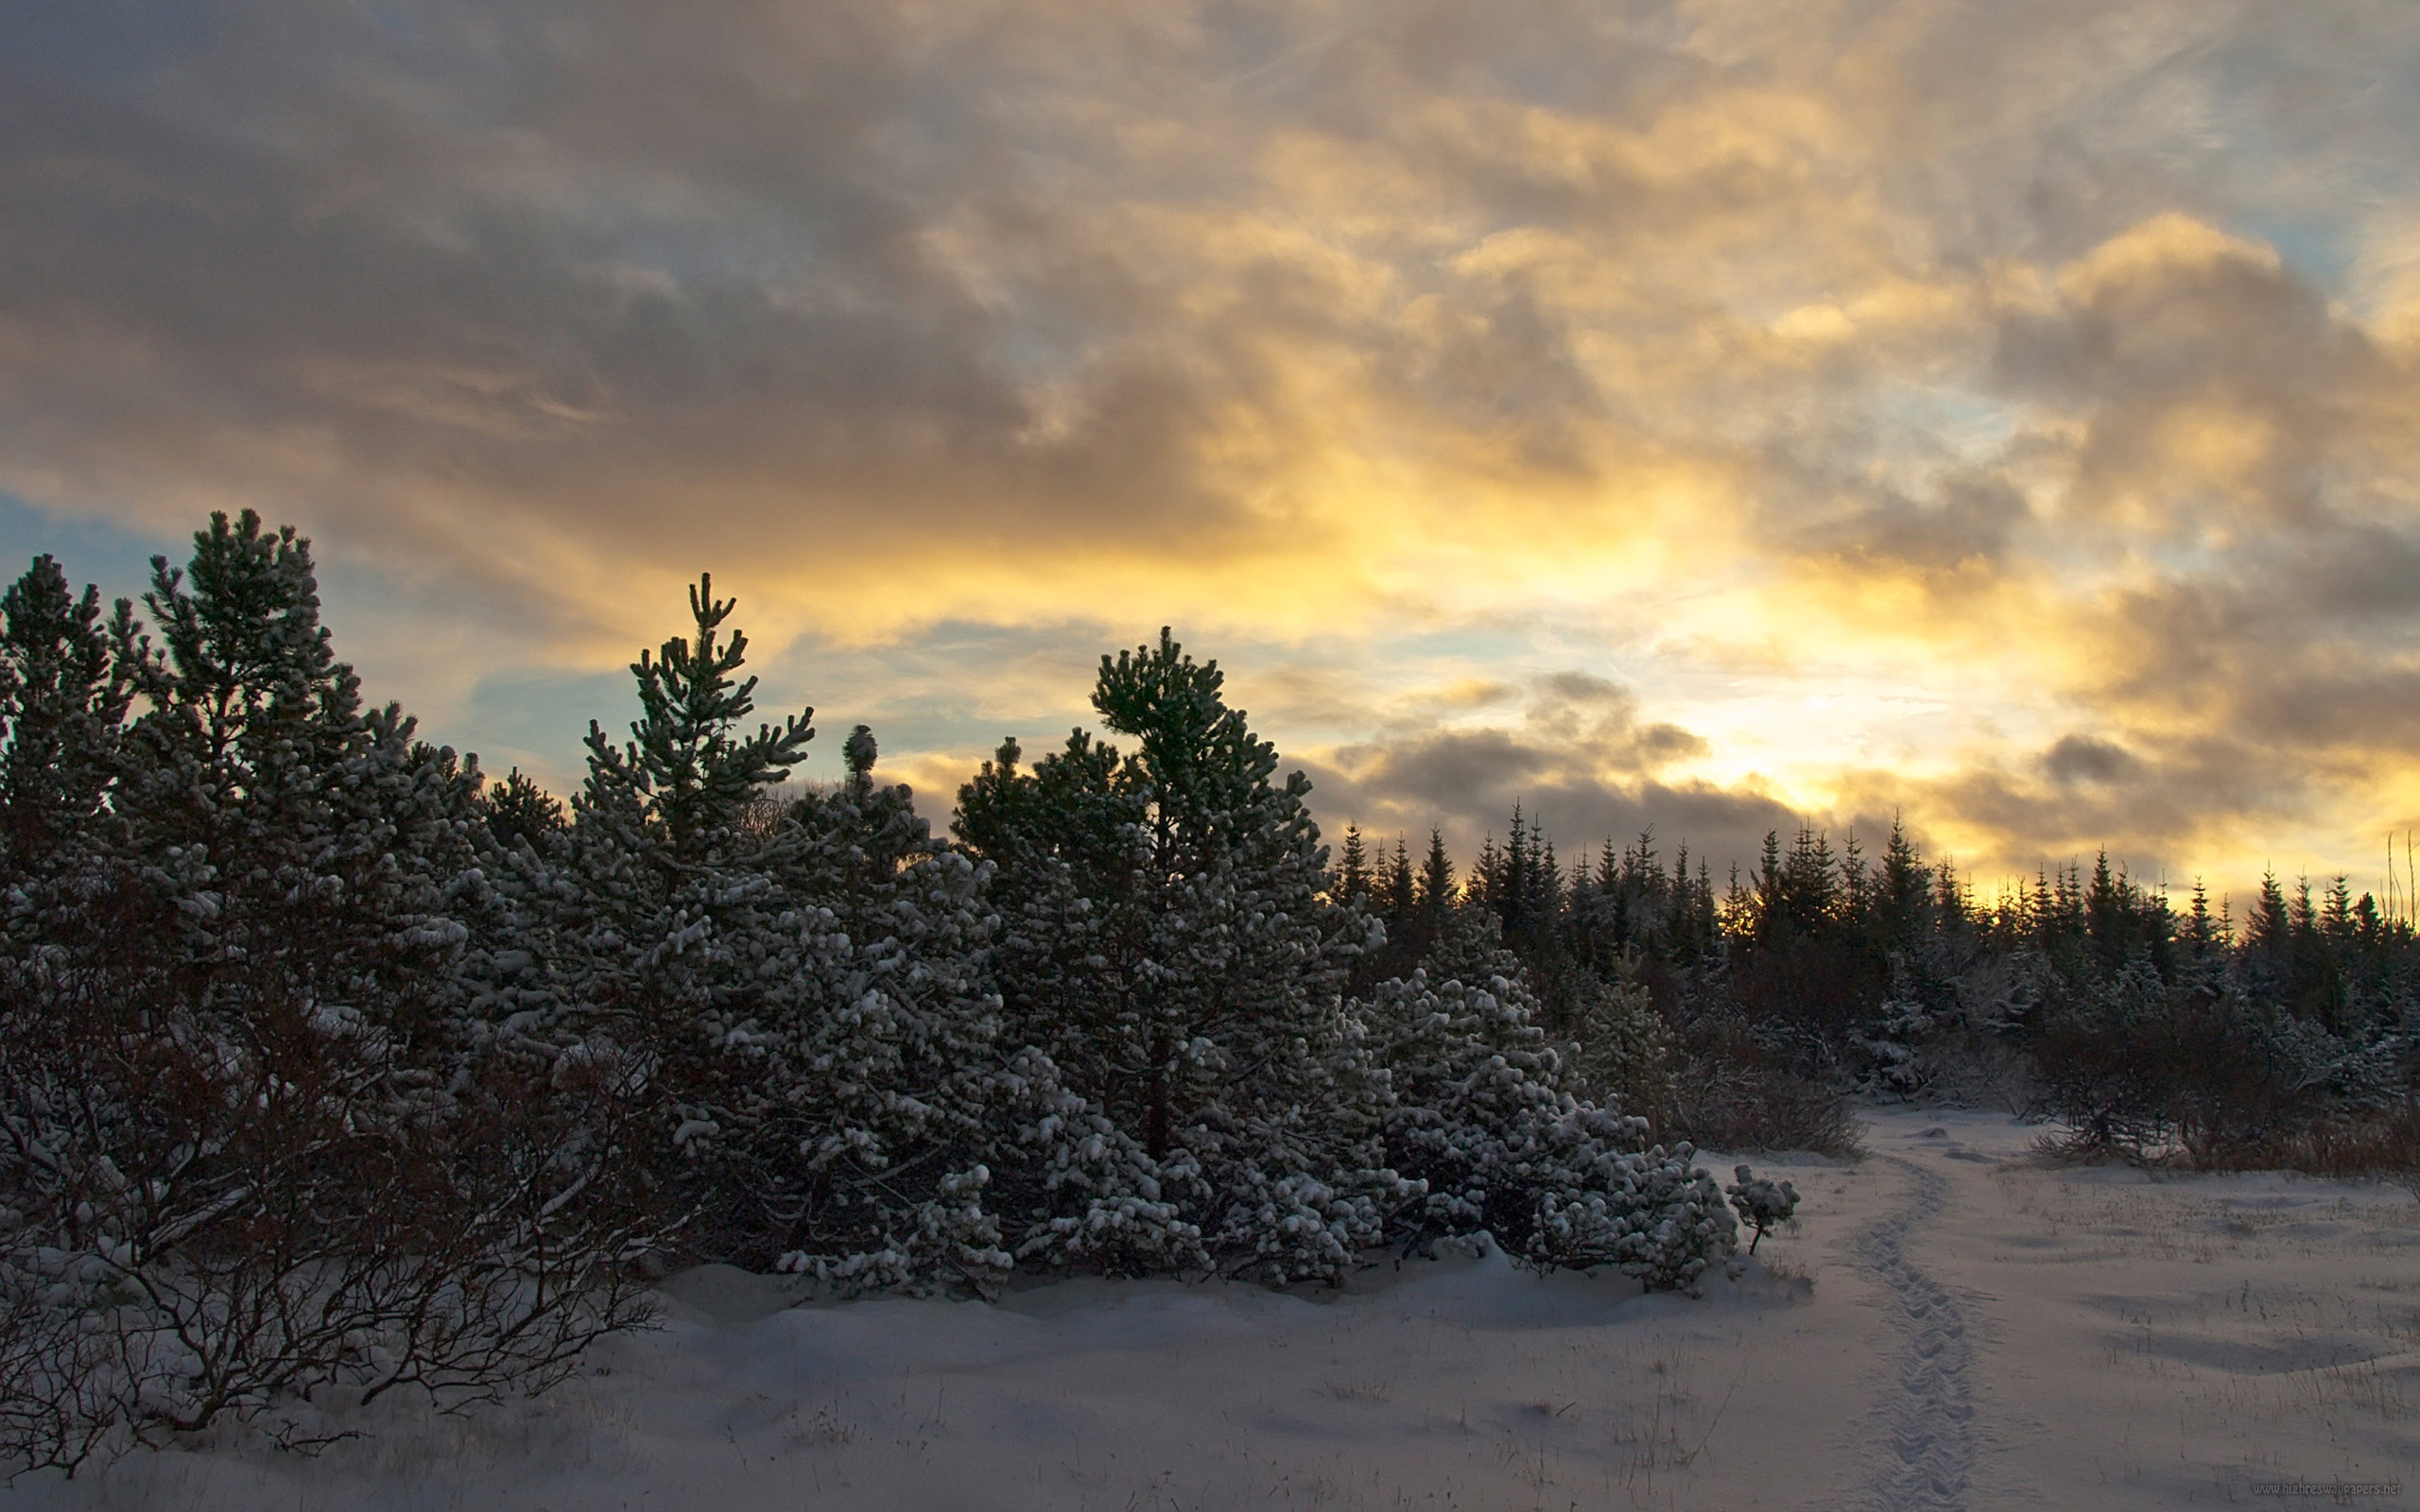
[9,1,2420,901]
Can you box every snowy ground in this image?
[9,1107,2418,1510]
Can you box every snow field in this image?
[9,1108,2418,1511]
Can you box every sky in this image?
[8,0,2420,905]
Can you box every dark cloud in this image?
[1293,668,1775,870]
[0,1,1373,627]
[1800,470,2030,576]
[2042,734,2137,786]
[1299,730,1799,880]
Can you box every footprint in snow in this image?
[1854,1157,1978,1512]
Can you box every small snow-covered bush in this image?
[1527,1142,1737,1293]
[1725,1165,1801,1254]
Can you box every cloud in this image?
[6,1,2420,895]
[2042,734,2138,786]
[1288,667,1774,865]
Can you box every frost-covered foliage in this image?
[737,737,1011,1289]
[474,589,1011,1295]
[1363,908,1737,1293]
[0,523,1796,1481]
[956,631,1404,1285]
[1847,948,1978,1101]
[1852,996,1937,1099]
[0,518,654,1478]
[1527,1146,1737,1294]
[1725,1166,1800,1253]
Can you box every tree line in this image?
[1335,797,2420,1168]
[0,512,1787,1476]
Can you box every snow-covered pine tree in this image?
[729,726,1011,1291]
[482,767,567,851]
[107,513,489,1036]
[485,573,813,1153]
[483,582,1008,1293]
[482,574,805,1228]
[1363,903,1736,1292]
[956,630,1402,1284]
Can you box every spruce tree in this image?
[1333,822,1372,905]
[1379,837,1417,954]
[1416,830,1457,932]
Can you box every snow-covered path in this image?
[1841,1111,2417,1509]
[8,1108,2416,1511]
[1856,1157,1976,1512]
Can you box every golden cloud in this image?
[6,1,2420,897]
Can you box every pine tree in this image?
[1754,830,1786,943]
[1332,822,1373,904]
[606,573,813,866]
[738,727,1011,1289]
[1874,816,1930,954]
[493,578,1012,1291]
[0,558,139,872]
[483,767,567,851]
[2084,851,2126,968]
[1381,836,1416,936]
[541,572,816,1054]
[1568,948,1674,1116]
[2185,878,2220,955]
[1366,903,1732,1291]
[1416,830,1457,929]
[2245,869,2291,991]
[956,629,1397,1283]
[113,510,488,1035]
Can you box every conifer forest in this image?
[2,512,2415,1479]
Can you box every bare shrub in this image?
[2183,1101,2420,1186]
[0,895,661,1479]
[1655,1005,1864,1158]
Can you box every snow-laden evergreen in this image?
[472,584,1012,1294]
[735,731,1011,1290]
[956,634,1736,1290]
[1365,907,1737,1293]
[957,631,1407,1284]
[1725,1165,1801,1253]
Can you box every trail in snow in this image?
[1856,1155,1976,1512]
[17,1112,2417,1512]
